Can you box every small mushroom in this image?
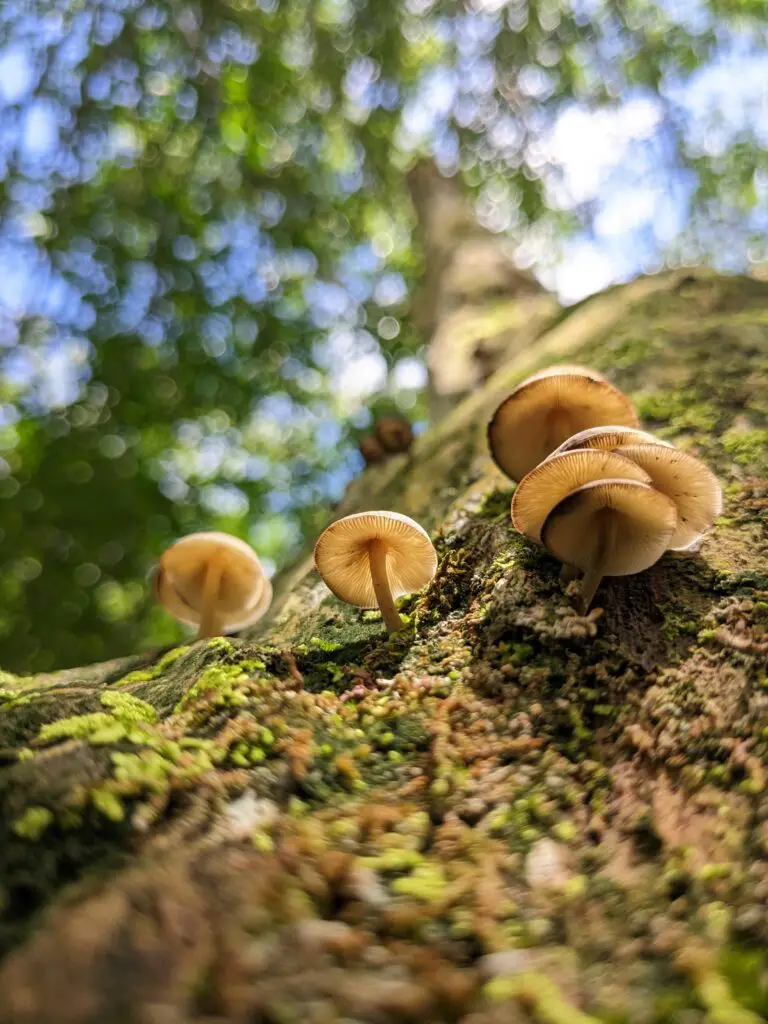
[511,449,653,543]
[375,416,415,455]
[613,444,722,550]
[153,531,272,639]
[541,479,678,611]
[313,511,437,634]
[487,366,639,482]
[552,425,672,456]
[359,435,387,466]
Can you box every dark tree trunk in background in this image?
[0,170,767,1022]
[407,161,556,421]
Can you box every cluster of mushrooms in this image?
[488,365,722,610]
[151,364,722,639]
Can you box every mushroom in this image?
[359,435,387,466]
[612,444,722,550]
[552,425,672,456]
[375,416,415,455]
[511,449,653,543]
[541,479,678,611]
[313,511,437,634]
[153,531,272,639]
[487,366,639,482]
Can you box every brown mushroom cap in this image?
[314,511,437,607]
[542,479,678,577]
[552,425,672,456]
[511,449,652,543]
[375,416,415,454]
[488,366,639,482]
[154,532,272,631]
[614,444,723,550]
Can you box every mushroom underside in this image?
[542,480,678,610]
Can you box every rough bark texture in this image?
[1,266,767,1024]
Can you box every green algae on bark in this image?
[1,269,767,1023]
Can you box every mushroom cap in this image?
[153,531,272,631]
[520,364,609,385]
[542,479,678,576]
[314,511,437,608]
[614,444,723,550]
[488,366,639,482]
[552,425,672,457]
[511,449,653,543]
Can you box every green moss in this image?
[309,636,343,653]
[484,972,601,1024]
[660,605,701,647]
[722,428,768,471]
[552,820,577,842]
[110,744,215,795]
[361,848,423,872]
[100,691,157,724]
[116,644,190,685]
[478,488,515,519]
[174,662,251,713]
[12,806,54,841]
[206,637,234,652]
[90,787,126,823]
[506,642,535,665]
[252,830,274,853]
[719,948,768,1017]
[0,688,33,711]
[239,658,266,672]
[696,863,733,882]
[696,970,763,1024]
[37,691,160,747]
[391,862,447,901]
[602,335,654,368]
[38,712,126,745]
[635,390,719,434]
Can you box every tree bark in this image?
[407,161,556,421]
[1,265,767,1023]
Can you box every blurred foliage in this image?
[0,0,766,671]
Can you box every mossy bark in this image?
[1,268,767,1024]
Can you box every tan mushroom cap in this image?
[552,425,672,457]
[614,444,723,550]
[542,479,678,577]
[314,511,437,607]
[153,531,272,631]
[488,366,639,482]
[511,449,653,543]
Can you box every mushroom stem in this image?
[559,564,579,583]
[197,555,225,639]
[579,512,616,613]
[368,539,403,634]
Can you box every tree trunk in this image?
[1,264,767,1024]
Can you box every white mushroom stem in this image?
[579,512,617,613]
[197,555,225,639]
[368,539,403,635]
